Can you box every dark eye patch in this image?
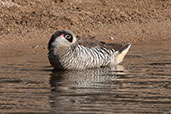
[48,30,74,50]
[64,33,73,42]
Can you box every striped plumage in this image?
[48,29,131,70]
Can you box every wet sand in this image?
[0,0,171,58]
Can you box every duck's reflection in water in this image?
[49,66,125,113]
[50,65,125,93]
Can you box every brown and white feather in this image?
[48,30,131,70]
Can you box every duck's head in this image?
[48,29,77,50]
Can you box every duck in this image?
[48,29,131,70]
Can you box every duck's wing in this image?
[72,36,131,65]
[73,36,125,51]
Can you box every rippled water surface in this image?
[0,40,171,114]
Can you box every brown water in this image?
[0,40,171,114]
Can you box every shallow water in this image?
[0,40,171,114]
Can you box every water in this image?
[0,40,171,114]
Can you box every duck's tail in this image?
[114,43,131,65]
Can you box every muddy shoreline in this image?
[0,0,171,58]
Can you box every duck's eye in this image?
[64,34,72,39]
[64,34,73,42]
